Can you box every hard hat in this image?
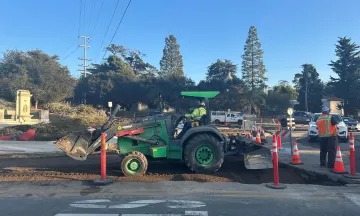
[322,106,330,112]
[199,101,205,106]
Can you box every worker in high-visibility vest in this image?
[177,102,206,139]
[316,106,339,168]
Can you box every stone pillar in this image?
[15,90,32,122]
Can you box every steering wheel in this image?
[171,114,184,125]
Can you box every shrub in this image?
[0,100,15,110]
[42,102,73,114]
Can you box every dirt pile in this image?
[0,155,308,184]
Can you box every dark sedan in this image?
[343,117,360,131]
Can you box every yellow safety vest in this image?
[185,107,206,121]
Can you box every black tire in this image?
[214,119,220,124]
[237,120,243,125]
[121,151,148,176]
[184,134,224,173]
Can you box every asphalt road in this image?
[0,154,312,184]
[1,181,360,216]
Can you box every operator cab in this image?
[172,91,218,138]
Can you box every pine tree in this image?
[293,64,324,113]
[241,26,267,113]
[206,59,237,82]
[328,37,360,115]
[160,35,184,78]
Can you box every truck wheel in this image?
[237,120,243,125]
[121,151,148,176]
[184,134,224,173]
[214,119,220,124]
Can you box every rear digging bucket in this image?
[244,145,273,169]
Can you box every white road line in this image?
[109,204,150,209]
[55,214,119,216]
[70,204,107,208]
[130,200,166,204]
[167,200,205,209]
[168,201,204,204]
[167,205,206,209]
[74,200,111,204]
[69,199,206,210]
[343,193,360,208]
[121,215,181,216]
[185,211,208,216]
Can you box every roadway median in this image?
[0,140,65,158]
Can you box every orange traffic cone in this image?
[255,131,261,144]
[290,142,303,165]
[331,146,347,174]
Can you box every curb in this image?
[263,139,360,185]
[279,161,360,185]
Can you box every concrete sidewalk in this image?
[265,135,360,184]
[0,141,63,156]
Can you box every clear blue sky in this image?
[1,0,360,87]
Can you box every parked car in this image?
[343,117,360,131]
[293,111,312,125]
[308,113,348,142]
[211,111,243,125]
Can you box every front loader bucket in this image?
[55,130,93,161]
[244,145,273,169]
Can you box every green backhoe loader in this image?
[55,91,272,176]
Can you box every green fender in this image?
[180,125,224,146]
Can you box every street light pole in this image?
[305,72,310,112]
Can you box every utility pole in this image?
[305,72,311,112]
[78,36,91,104]
[305,76,308,112]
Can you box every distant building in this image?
[321,97,344,115]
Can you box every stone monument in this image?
[0,89,49,126]
[15,90,33,122]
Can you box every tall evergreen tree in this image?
[241,26,267,113]
[159,35,184,78]
[328,37,360,115]
[293,64,324,113]
[206,59,237,82]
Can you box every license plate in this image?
[351,126,357,129]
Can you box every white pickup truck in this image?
[211,111,243,125]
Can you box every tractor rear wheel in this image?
[121,151,148,176]
[184,134,224,173]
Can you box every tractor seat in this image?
[198,114,207,126]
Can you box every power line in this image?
[61,40,77,57]
[83,0,87,34]
[101,0,132,62]
[90,0,105,36]
[95,0,122,62]
[88,0,96,33]
[63,47,79,60]
[78,0,83,37]
[62,0,83,59]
